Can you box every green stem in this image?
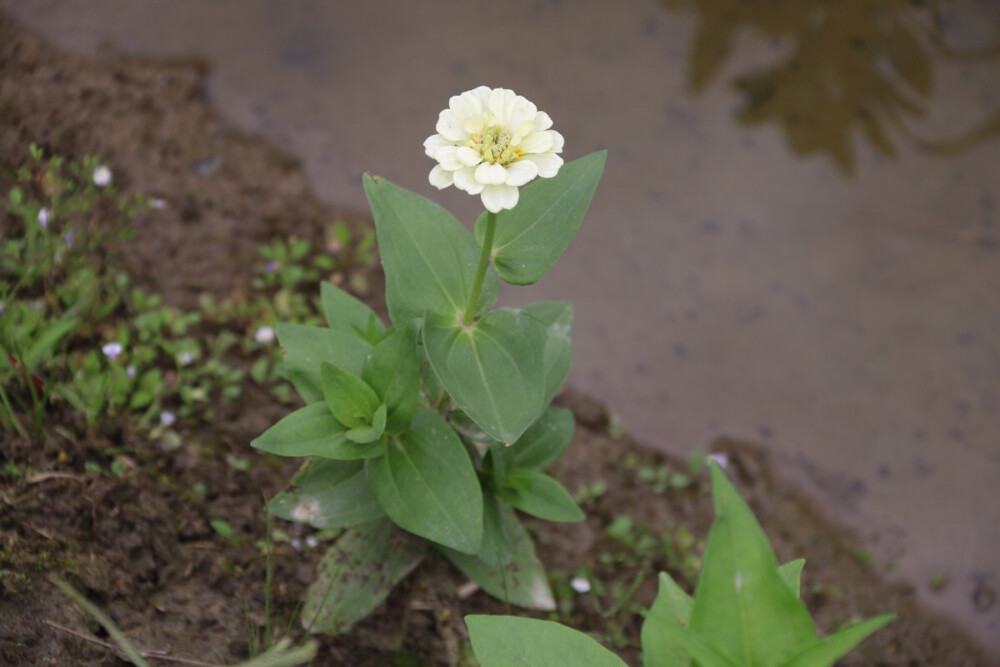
[463,211,497,326]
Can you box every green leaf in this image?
[689,462,818,665]
[466,615,626,667]
[276,323,370,404]
[366,409,483,553]
[320,281,384,339]
[498,405,575,473]
[779,559,806,599]
[363,173,497,323]
[498,468,584,523]
[423,308,546,444]
[345,403,387,444]
[642,572,694,667]
[438,495,555,610]
[362,326,420,434]
[475,151,606,285]
[521,301,574,404]
[783,613,895,667]
[320,361,380,429]
[302,519,425,635]
[267,458,384,529]
[251,402,385,460]
[25,315,80,370]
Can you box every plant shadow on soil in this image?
[0,13,992,666]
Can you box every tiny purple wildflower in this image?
[709,453,729,469]
[254,326,276,344]
[570,577,591,594]
[126,365,137,378]
[264,261,279,273]
[159,410,177,427]
[38,207,50,229]
[65,229,75,249]
[178,351,194,366]
[102,342,123,361]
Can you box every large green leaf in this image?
[688,462,819,664]
[474,151,606,285]
[276,323,370,403]
[266,458,384,529]
[302,519,425,635]
[498,468,584,523]
[466,615,626,667]
[423,308,546,444]
[320,281,384,340]
[363,173,497,323]
[251,402,385,460]
[320,361,380,429]
[521,301,574,405]
[366,409,483,553]
[361,326,420,434]
[438,495,555,610]
[783,614,895,667]
[642,572,694,667]
[495,405,575,473]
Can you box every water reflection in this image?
[663,0,1000,171]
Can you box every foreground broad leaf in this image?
[361,325,420,434]
[642,572,694,667]
[475,151,606,286]
[320,281,384,340]
[320,361,380,429]
[498,468,584,522]
[494,405,575,473]
[364,173,497,323]
[423,308,546,444]
[276,323,370,404]
[466,615,626,667]
[251,402,385,460]
[438,495,555,610]
[266,458,384,529]
[302,519,425,635]
[366,409,483,553]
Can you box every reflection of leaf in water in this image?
[667,0,943,172]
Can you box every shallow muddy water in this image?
[4,0,999,654]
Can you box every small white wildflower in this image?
[38,207,50,229]
[159,410,177,427]
[710,453,729,469]
[570,577,591,594]
[126,364,137,378]
[424,86,564,213]
[290,538,303,551]
[64,229,75,249]
[305,535,319,549]
[0,301,4,315]
[101,342,123,361]
[254,326,275,344]
[92,165,113,187]
[149,197,167,210]
[178,351,194,366]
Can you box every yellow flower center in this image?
[469,125,525,166]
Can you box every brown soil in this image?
[0,13,993,666]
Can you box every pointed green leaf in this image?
[642,572,694,667]
[320,281,385,339]
[689,462,818,665]
[438,495,555,610]
[779,559,806,599]
[496,405,575,473]
[345,404,387,444]
[320,361,380,429]
[783,614,895,667]
[499,468,584,523]
[362,326,420,434]
[366,409,482,553]
[474,151,606,285]
[267,458,384,529]
[302,519,425,635]
[364,173,497,323]
[423,308,546,444]
[251,402,385,460]
[276,323,370,403]
[466,615,626,667]
[646,622,740,667]
[521,301,574,404]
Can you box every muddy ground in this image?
[0,13,993,666]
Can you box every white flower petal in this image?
[435,110,466,141]
[533,111,553,131]
[456,146,483,167]
[504,160,538,187]
[526,153,564,178]
[429,165,453,189]
[549,130,565,153]
[424,133,450,158]
[488,88,518,124]
[435,146,463,170]
[454,167,484,194]
[519,131,554,154]
[481,184,519,213]
[475,162,507,185]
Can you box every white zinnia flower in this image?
[424,86,564,213]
